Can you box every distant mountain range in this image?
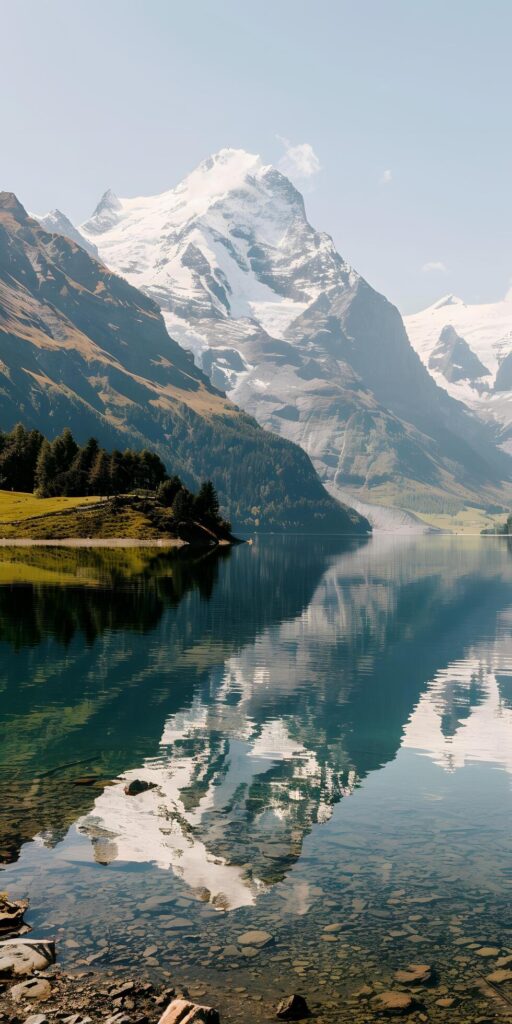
[69,148,512,519]
[0,191,369,533]
[405,291,512,454]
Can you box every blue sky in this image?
[2,0,511,312]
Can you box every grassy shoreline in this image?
[0,491,235,545]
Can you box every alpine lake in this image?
[0,536,511,1023]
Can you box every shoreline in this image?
[0,537,189,548]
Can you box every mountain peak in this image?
[95,188,121,212]
[177,148,264,208]
[83,188,122,235]
[431,294,465,310]
[198,147,261,172]
[0,192,29,222]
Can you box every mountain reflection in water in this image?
[0,537,511,917]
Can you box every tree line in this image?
[0,423,228,529]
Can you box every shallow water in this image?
[1,537,511,1022]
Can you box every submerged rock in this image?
[124,779,157,796]
[485,968,512,985]
[158,997,220,1023]
[371,991,416,1016]
[237,929,273,947]
[0,938,55,977]
[394,963,433,985]
[276,993,311,1019]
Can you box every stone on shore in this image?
[0,895,28,936]
[158,997,220,1023]
[276,993,311,1019]
[0,938,55,977]
[10,977,53,1002]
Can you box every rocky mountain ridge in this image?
[78,149,512,516]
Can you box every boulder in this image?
[158,998,220,1023]
[10,977,52,1002]
[371,991,416,1016]
[0,938,55,977]
[276,993,311,1019]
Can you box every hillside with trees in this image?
[0,424,232,543]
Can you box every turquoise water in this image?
[0,537,511,1022]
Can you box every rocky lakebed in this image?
[1,894,512,1024]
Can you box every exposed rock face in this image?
[428,325,489,383]
[79,148,512,514]
[0,191,368,534]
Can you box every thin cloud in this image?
[277,137,321,183]
[422,261,448,273]
[380,169,392,185]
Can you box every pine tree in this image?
[35,440,57,497]
[172,487,193,521]
[52,428,78,474]
[109,450,126,494]
[157,475,182,507]
[195,480,221,524]
[89,450,112,496]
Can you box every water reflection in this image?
[2,538,510,915]
[0,538,359,866]
[72,537,512,911]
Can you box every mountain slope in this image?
[0,192,369,533]
[405,292,512,454]
[80,149,512,515]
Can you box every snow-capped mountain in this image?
[1,191,367,532]
[34,208,99,258]
[78,149,512,516]
[405,292,512,453]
